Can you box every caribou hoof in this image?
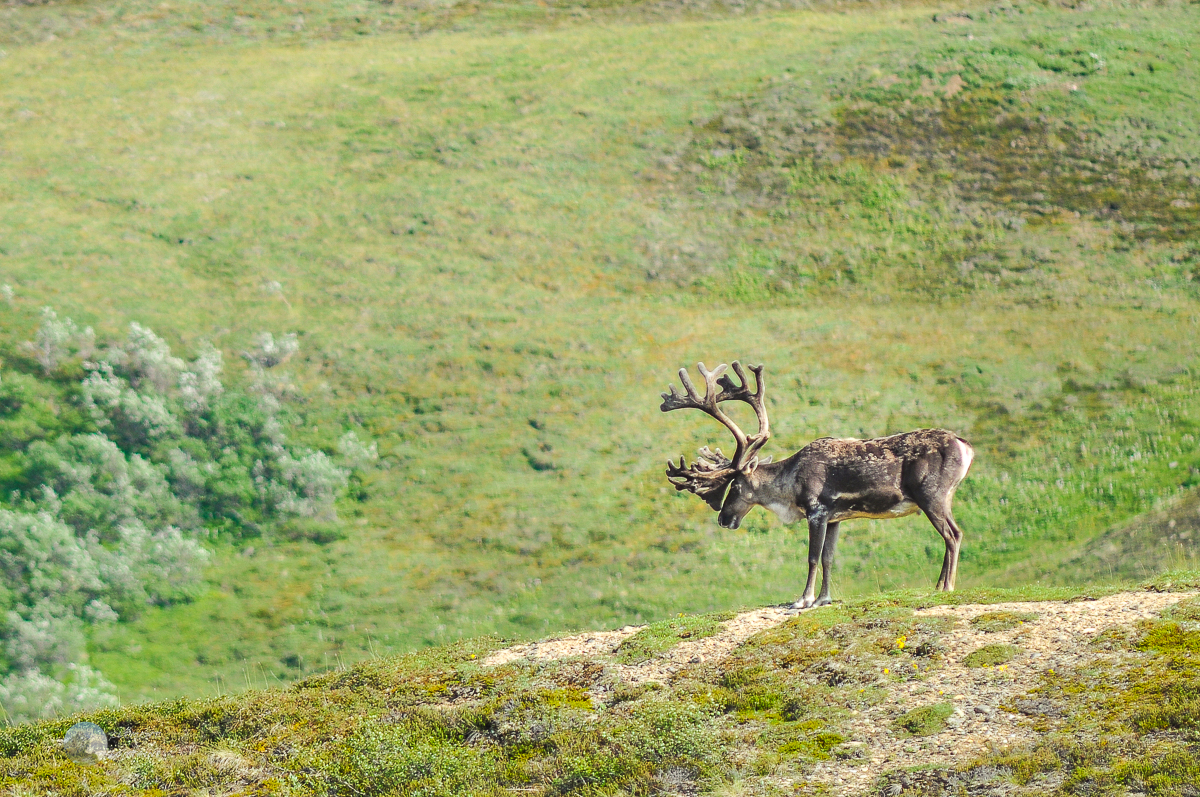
[810,596,833,608]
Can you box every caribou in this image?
[661,362,974,608]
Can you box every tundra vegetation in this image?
[1,0,1199,729]
[0,312,372,722]
[2,580,1200,795]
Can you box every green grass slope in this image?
[1,0,1199,703]
[1055,486,1200,583]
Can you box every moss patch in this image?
[970,611,1039,633]
[614,612,735,664]
[1135,621,1200,655]
[1162,596,1200,624]
[894,702,954,737]
[948,608,1200,796]
[1143,570,1200,593]
[962,644,1019,668]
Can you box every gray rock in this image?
[62,722,108,764]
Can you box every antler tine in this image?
[660,362,728,413]
[713,360,771,470]
[661,361,752,472]
[665,448,737,508]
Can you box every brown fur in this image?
[717,429,974,607]
[661,364,973,608]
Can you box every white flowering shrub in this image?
[82,362,182,449]
[244,331,299,369]
[20,308,94,374]
[21,434,191,541]
[0,316,370,721]
[256,449,348,521]
[0,510,101,610]
[4,601,88,672]
[0,664,118,725]
[337,431,379,471]
[108,322,186,393]
[88,523,209,610]
[178,343,224,413]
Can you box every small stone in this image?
[62,722,108,765]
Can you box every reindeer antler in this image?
[660,361,771,503]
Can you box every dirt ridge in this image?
[483,590,1194,793]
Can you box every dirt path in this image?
[483,607,795,683]
[481,591,1193,794]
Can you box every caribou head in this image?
[659,361,782,530]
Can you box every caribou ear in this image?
[741,455,760,476]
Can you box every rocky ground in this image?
[6,587,1196,797]
[483,591,1195,795]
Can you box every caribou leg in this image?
[813,521,840,607]
[904,447,969,592]
[915,498,963,591]
[942,510,965,590]
[794,513,829,609]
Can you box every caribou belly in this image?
[830,499,919,523]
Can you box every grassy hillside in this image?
[1,0,1199,704]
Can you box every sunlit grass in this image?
[0,0,1198,703]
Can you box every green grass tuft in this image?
[962,644,1019,668]
[1143,569,1200,593]
[614,612,735,664]
[894,702,954,737]
[970,611,1039,633]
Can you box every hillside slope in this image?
[1055,487,1200,584]
[3,579,1199,795]
[1,0,1199,704]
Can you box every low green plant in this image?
[1135,622,1200,655]
[1163,597,1200,624]
[962,644,1019,668]
[1143,570,1200,593]
[970,611,1039,633]
[614,612,734,664]
[894,702,954,736]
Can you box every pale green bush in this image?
[20,307,94,374]
[0,664,118,725]
[2,317,364,721]
[337,431,379,471]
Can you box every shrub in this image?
[20,307,94,375]
[0,664,117,725]
[0,312,370,722]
